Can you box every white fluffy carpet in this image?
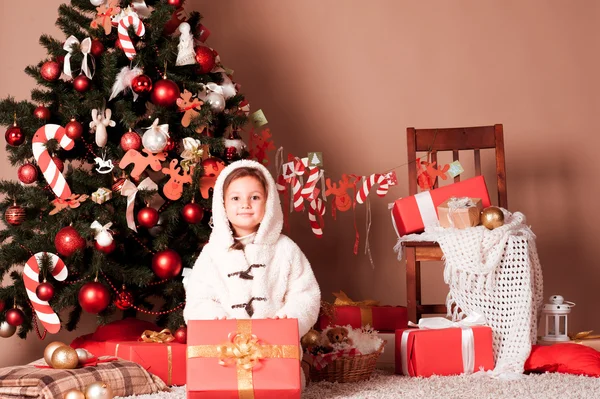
[117,369,600,399]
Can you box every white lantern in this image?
[542,295,575,342]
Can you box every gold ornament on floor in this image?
[85,381,114,399]
[301,329,321,349]
[480,206,505,230]
[51,345,79,369]
[0,321,17,338]
[43,341,66,366]
[63,388,86,399]
[75,348,92,364]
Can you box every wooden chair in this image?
[402,124,508,322]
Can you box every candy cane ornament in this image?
[23,252,68,334]
[355,173,389,204]
[32,124,75,199]
[308,198,326,238]
[301,166,320,199]
[118,13,145,60]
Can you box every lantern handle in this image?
[565,301,576,307]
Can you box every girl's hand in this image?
[272,315,288,319]
[213,316,228,320]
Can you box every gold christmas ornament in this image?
[0,321,17,338]
[301,329,321,349]
[75,348,91,364]
[480,206,505,230]
[85,381,114,399]
[43,341,66,366]
[63,388,86,399]
[51,346,79,369]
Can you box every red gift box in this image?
[318,306,408,333]
[187,319,301,399]
[104,340,186,386]
[395,326,495,377]
[392,176,491,236]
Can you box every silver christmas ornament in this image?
[142,118,169,153]
[0,321,17,338]
[90,0,106,6]
[206,92,226,113]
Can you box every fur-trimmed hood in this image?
[209,159,283,249]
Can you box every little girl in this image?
[183,160,321,340]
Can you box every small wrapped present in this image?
[396,316,494,377]
[91,187,112,204]
[437,197,483,229]
[391,176,491,236]
[187,319,301,399]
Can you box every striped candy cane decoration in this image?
[308,198,326,238]
[32,124,75,199]
[291,175,304,211]
[23,252,68,334]
[301,166,320,199]
[118,13,145,60]
[355,173,389,204]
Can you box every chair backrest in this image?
[406,124,507,208]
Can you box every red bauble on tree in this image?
[55,226,85,257]
[120,131,142,151]
[5,308,25,326]
[163,136,176,152]
[194,46,216,74]
[5,125,25,146]
[167,0,185,7]
[18,163,38,184]
[41,61,61,81]
[182,203,204,224]
[90,39,104,58]
[137,207,159,228]
[65,119,83,140]
[73,75,91,92]
[114,286,134,310]
[78,281,111,314]
[34,105,51,120]
[131,74,153,95]
[152,249,182,280]
[4,203,26,226]
[174,326,187,344]
[36,281,55,301]
[94,240,116,254]
[150,78,180,107]
[0,299,5,313]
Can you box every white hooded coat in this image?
[183,160,321,338]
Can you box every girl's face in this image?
[224,176,267,237]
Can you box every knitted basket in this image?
[307,342,386,383]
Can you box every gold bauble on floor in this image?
[480,206,505,230]
[85,381,114,399]
[43,341,66,366]
[51,346,79,369]
[301,329,321,349]
[63,388,86,399]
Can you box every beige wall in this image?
[1,0,599,366]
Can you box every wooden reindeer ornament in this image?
[325,174,353,212]
[200,158,226,199]
[176,89,203,127]
[119,148,167,179]
[162,159,193,200]
[91,0,121,35]
[249,129,275,166]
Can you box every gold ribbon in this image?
[570,330,600,341]
[332,291,380,327]
[140,329,175,343]
[187,320,299,399]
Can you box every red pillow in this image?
[92,318,160,341]
[525,344,600,377]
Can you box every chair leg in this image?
[415,260,422,322]
[405,247,417,323]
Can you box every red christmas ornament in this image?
[34,105,51,120]
[0,299,4,313]
[5,308,25,326]
[56,55,65,65]
[90,39,104,58]
[174,326,187,344]
[94,240,116,254]
[150,78,180,108]
[164,136,176,152]
[167,0,184,7]
[41,61,61,81]
[114,287,134,310]
[137,207,159,228]
[112,177,126,193]
[36,281,55,301]
[78,281,111,314]
[65,119,83,140]
[131,74,153,95]
[73,75,91,93]
[55,226,85,257]
[194,46,216,74]
[152,249,182,280]
[18,163,38,184]
[5,125,25,146]
[4,204,26,226]
[120,131,142,151]
[182,203,204,224]
[163,7,186,35]
[52,156,64,173]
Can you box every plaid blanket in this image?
[306,348,361,370]
[0,357,169,399]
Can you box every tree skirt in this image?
[116,370,600,399]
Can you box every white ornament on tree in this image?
[176,23,196,66]
[142,118,169,153]
[199,83,227,113]
[90,0,106,6]
[90,221,114,247]
[89,108,115,148]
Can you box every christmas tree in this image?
[0,0,253,339]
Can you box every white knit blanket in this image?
[394,211,544,375]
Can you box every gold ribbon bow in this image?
[140,329,175,343]
[570,331,600,341]
[332,291,380,327]
[187,320,299,399]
